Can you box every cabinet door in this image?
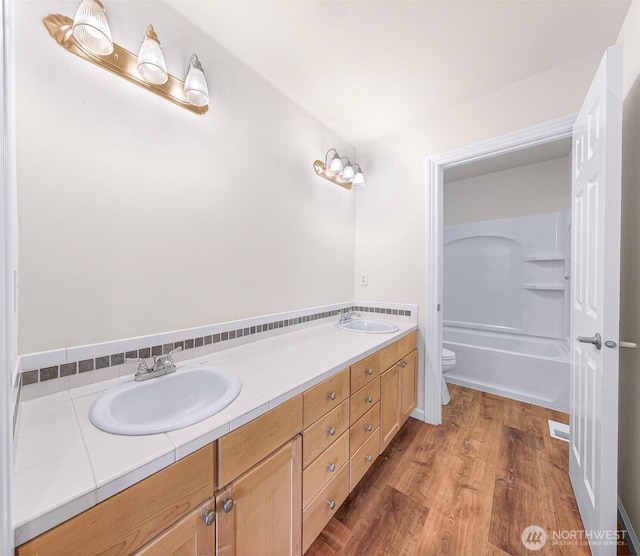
[135,499,215,556]
[216,435,302,556]
[380,363,400,452]
[400,349,417,424]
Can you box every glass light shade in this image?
[137,25,168,85]
[342,163,355,183]
[328,153,343,176]
[72,0,113,56]
[352,168,365,188]
[184,55,209,107]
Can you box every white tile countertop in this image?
[13,318,418,546]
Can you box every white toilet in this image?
[441,348,456,405]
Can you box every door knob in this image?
[578,332,601,350]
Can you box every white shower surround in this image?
[442,210,571,412]
[444,209,571,340]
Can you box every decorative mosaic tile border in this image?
[19,303,415,389]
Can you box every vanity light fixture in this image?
[313,149,365,190]
[352,164,365,188]
[137,25,168,86]
[71,0,113,56]
[43,2,210,115]
[184,55,209,107]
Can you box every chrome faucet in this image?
[127,346,183,382]
[339,309,361,323]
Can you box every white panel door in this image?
[570,45,622,556]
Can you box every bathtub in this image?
[443,326,569,412]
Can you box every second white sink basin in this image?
[335,319,399,334]
[90,365,241,435]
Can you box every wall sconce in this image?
[42,0,210,115]
[314,149,365,190]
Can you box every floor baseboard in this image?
[619,496,640,555]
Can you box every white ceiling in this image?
[168,0,631,145]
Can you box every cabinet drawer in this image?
[379,339,403,372]
[350,351,381,393]
[303,430,349,508]
[350,402,380,457]
[218,395,302,487]
[16,444,215,556]
[302,462,350,553]
[303,399,349,468]
[303,368,349,428]
[400,331,417,357]
[350,376,380,424]
[350,427,380,491]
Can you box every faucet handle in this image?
[126,357,149,372]
[168,345,183,361]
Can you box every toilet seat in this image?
[442,347,456,362]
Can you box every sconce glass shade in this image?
[184,55,209,107]
[328,153,343,176]
[137,25,168,85]
[71,0,113,56]
[352,166,365,188]
[342,162,355,183]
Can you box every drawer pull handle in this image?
[223,499,234,513]
[328,427,336,436]
[328,463,336,472]
[366,455,372,463]
[204,510,215,526]
[328,500,336,510]
[328,392,336,400]
[365,424,372,432]
[366,396,373,403]
[366,369,373,376]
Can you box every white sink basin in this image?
[90,365,241,435]
[335,319,399,334]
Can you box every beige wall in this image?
[354,51,603,412]
[617,0,640,542]
[444,156,571,225]
[16,1,356,354]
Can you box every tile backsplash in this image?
[18,301,417,398]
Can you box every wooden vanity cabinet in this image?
[134,499,216,556]
[301,369,350,554]
[380,332,418,452]
[16,444,216,556]
[216,436,302,556]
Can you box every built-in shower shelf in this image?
[523,255,566,262]
[524,284,566,291]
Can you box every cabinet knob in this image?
[328,427,336,436]
[366,396,373,403]
[204,510,215,526]
[366,369,373,376]
[401,360,408,368]
[366,455,372,463]
[365,424,372,432]
[328,463,336,472]
[328,500,336,510]
[223,499,234,513]
[328,392,336,400]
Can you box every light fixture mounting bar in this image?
[42,14,208,115]
[313,160,353,190]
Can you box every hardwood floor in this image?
[306,384,603,556]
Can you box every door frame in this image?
[423,113,576,425]
[1,0,17,553]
